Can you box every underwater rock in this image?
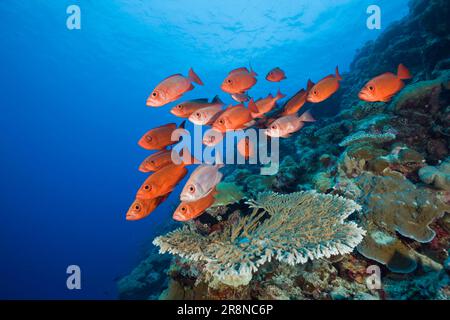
[383,270,450,300]
[153,191,365,288]
[419,158,450,191]
[354,171,450,272]
[117,248,171,300]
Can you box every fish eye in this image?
[146,135,152,142]
[313,90,318,95]
[150,160,155,164]
[271,125,277,130]
[368,86,374,91]
[188,185,195,193]
[178,104,183,109]
[144,185,152,191]
[196,112,201,117]
[180,206,187,212]
[219,119,225,124]
[134,204,140,210]
[152,92,157,97]
[227,79,232,84]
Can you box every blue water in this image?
[0,0,408,299]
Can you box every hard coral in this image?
[153,191,365,287]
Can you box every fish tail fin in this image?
[188,68,204,85]
[306,79,315,91]
[335,66,342,81]
[212,95,224,105]
[178,120,186,129]
[276,89,286,100]
[248,98,259,114]
[298,111,315,122]
[397,63,412,80]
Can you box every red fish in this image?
[138,149,195,172]
[170,96,223,118]
[146,68,203,107]
[138,121,185,150]
[266,67,286,82]
[139,149,173,172]
[237,137,255,159]
[212,104,255,132]
[136,164,188,200]
[307,67,342,103]
[203,129,224,146]
[358,64,412,102]
[221,67,257,94]
[265,111,315,138]
[281,80,314,116]
[126,195,168,221]
[172,189,217,222]
[248,89,286,118]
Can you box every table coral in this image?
[153,191,365,287]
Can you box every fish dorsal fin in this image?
[161,73,183,82]
[306,79,315,91]
[178,120,186,129]
[190,98,209,103]
[211,95,224,105]
[229,67,249,75]
[154,123,177,131]
[397,63,412,80]
[152,149,169,157]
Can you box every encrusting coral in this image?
[153,191,365,287]
[419,158,450,191]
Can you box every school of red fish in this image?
[126,64,412,221]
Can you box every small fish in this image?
[237,136,255,159]
[173,189,217,222]
[265,111,315,138]
[203,129,224,146]
[221,67,257,94]
[307,66,342,103]
[180,161,224,202]
[170,95,224,118]
[281,80,314,116]
[266,67,286,82]
[146,68,203,107]
[231,92,250,103]
[248,89,286,118]
[189,105,223,126]
[138,121,186,150]
[358,64,412,102]
[126,195,168,221]
[139,149,173,172]
[136,164,188,200]
[139,149,195,172]
[212,104,255,132]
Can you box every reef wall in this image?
[118,0,450,300]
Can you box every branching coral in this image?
[339,131,396,147]
[153,191,365,287]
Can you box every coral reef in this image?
[119,0,450,300]
[153,191,364,288]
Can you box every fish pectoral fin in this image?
[280,133,292,138]
[381,95,395,102]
